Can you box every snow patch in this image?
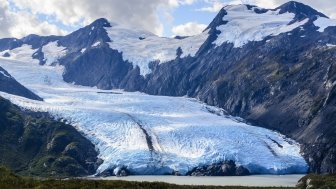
[92,41,101,47]
[42,41,67,66]
[214,5,309,48]
[326,43,336,47]
[0,45,39,63]
[105,24,209,76]
[0,70,10,78]
[314,17,336,32]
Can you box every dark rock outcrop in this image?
[186,160,250,176]
[115,167,129,177]
[0,38,23,52]
[96,166,129,177]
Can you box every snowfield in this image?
[41,41,67,66]
[0,56,308,175]
[314,16,336,32]
[214,5,309,48]
[105,24,209,76]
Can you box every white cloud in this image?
[169,0,197,7]
[0,0,335,39]
[197,0,245,12]
[0,0,66,38]
[10,0,180,36]
[197,1,225,12]
[172,22,207,36]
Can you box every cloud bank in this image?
[172,22,207,36]
[0,0,334,38]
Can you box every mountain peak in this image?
[89,18,111,28]
[204,7,228,32]
[276,1,328,20]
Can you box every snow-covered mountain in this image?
[1,2,335,79]
[1,1,336,174]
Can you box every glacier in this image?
[0,52,308,175]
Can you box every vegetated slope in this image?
[0,96,99,177]
[297,174,336,189]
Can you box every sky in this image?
[0,0,335,38]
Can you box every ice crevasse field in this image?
[0,50,308,175]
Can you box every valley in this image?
[0,1,336,181]
[0,57,307,175]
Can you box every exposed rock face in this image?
[114,167,129,177]
[186,160,250,176]
[96,166,129,177]
[59,18,143,90]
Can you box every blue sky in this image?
[0,0,335,38]
[160,1,217,36]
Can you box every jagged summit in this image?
[277,1,327,17]
[88,18,112,28]
[204,7,228,32]
[276,1,328,22]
